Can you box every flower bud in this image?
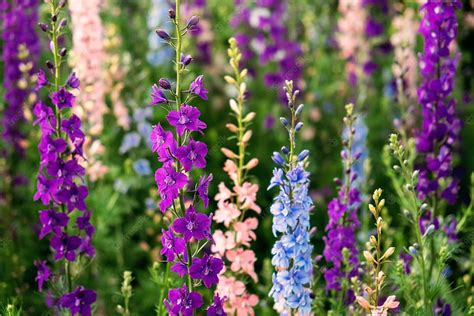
[59,18,68,28]
[51,14,58,22]
[156,29,170,40]
[46,60,55,70]
[298,149,309,161]
[244,158,259,170]
[168,9,176,19]
[281,146,289,155]
[59,47,67,57]
[38,23,49,32]
[158,78,172,90]
[280,117,288,126]
[295,122,303,131]
[295,103,304,115]
[272,152,285,166]
[180,54,193,66]
[186,16,200,29]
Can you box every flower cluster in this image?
[323,104,361,302]
[416,0,462,205]
[150,3,224,315]
[70,0,109,181]
[33,1,95,314]
[231,0,303,101]
[268,81,313,315]
[212,37,260,315]
[1,0,40,155]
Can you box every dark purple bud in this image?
[46,60,55,70]
[186,16,200,29]
[279,117,288,126]
[334,177,343,186]
[281,146,289,155]
[180,54,193,66]
[59,48,67,57]
[51,15,58,22]
[156,29,170,40]
[38,23,49,32]
[59,0,67,8]
[168,9,176,19]
[59,18,68,28]
[158,78,172,90]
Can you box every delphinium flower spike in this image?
[355,189,400,315]
[212,37,260,315]
[416,0,462,206]
[33,0,96,313]
[268,80,313,315]
[1,0,40,156]
[149,1,224,315]
[323,104,361,312]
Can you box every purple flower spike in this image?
[150,123,174,153]
[190,75,208,100]
[164,284,203,316]
[61,114,85,141]
[155,164,188,212]
[196,174,212,208]
[173,206,211,241]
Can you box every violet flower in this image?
[416,0,462,205]
[33,0,96,311]
[149,3,223,314]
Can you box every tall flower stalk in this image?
[356,189,399,315]
[150,2,224,315]
[323,104,361,311]
[268,80,313,315]
[212,37,260,315]
[33,0,96,314]
[416,0,462,207]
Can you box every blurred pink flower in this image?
[215,182,233,202]
[223,159,238,183]
[211,230,236,257]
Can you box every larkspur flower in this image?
[166,104,206,135]
[150,4,222,313]
[58,287,97,316]
[206,294,227,316]
[268,81,313,315]
[323,104,362,303]
[415,0,462,205]
[50,87,75,109]
[175,138,208,171]
[33,1,96,309]
[164,284,203,316]
[189,75,208,100]
[34,260,51,292]
[2,0,40,155]
[212,38,261,314]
